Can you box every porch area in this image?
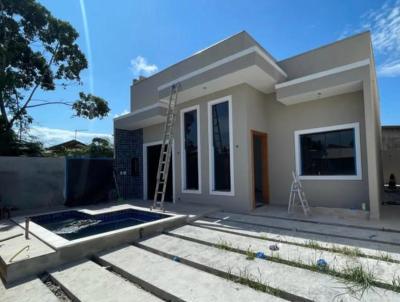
[2,201,400,301]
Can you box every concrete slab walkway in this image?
[99,245,285,301]
[205,212,400,253]
[139,233,400,301]
[0,277,58,302]
[208,212,400,246]
[169,224,400,285]
[4,205,400,301]
[50,260,161,302]
[194,218,400,259]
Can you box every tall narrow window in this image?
[181,106,200,192]
[208,97,234,195]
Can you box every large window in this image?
[180,105,200,193]
[295,123,362,180]
[208,97,234,195]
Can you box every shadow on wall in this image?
[0,156,115,211]
[65,157,114,207]
[0,157,65,210]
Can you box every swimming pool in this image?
[31,209,170,240]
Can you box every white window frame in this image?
[208,96,235,196]
[143,140,176,202]
[294,122,362,180]
[180,105,201,194]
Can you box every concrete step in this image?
[1,277,58,302]
[49,260,161,302]
[99,244,285,302]
[193,218,400,260]
[169,224,400,285]
[208,212,400,246]
[140,233,400,302]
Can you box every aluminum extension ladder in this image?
[288,171,311,216]
[151,84,180,211]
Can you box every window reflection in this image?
[212,101,231,191]
[184,110,199,190]
[300,128,356,175]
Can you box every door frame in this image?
[250,130,269,208]
[143,140,176,203]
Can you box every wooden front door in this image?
[251,130,269,208]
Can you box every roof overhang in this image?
[158,46,287,103]
[114,103,167,130]
[275,59,370,105]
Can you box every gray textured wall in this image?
[0,157,65,210]
[277,32,371,80]
[382,126,400,184]
[244,86,369,210]
[142,84,252,211]
[131,31,279,111]
[382,127,400,151]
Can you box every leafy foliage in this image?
[86,137,113,157]
[0,0,110,145]
[48,137,113,158]
[0,118,43,156]
[72,92,110,120]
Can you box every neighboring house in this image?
[46,140,87,154]
[114,31,383,219]
[382,126,400,185]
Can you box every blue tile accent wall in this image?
[114,128,143,200]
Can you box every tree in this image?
[0,0,110,138]
[0,118,44,155]
[46,137,113,158]
[87,137,113,157]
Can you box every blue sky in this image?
[32,0,400,146]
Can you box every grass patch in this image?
[378,252,394,262]
[215,238,233,251]
[341,265,377,297]
[304,240,322,250]
[269,256,385,297]
[392,276,400,292]
[331,245,364,258]
[221,242,398,295]
[225,267,290,299]
[245,247,256,260]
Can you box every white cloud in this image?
[378,60,400,77]
[130,56,158,76]
[27,126,113,147]
[114,109,129,118]
[339,0,400,77]
[361,0,400,54]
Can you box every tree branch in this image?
[0,93,8,123]
[7,43,60,130]
[0,4,9,126]
[27,101,72,108]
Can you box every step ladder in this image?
[288,171,311,216]
[151,84,180,211]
